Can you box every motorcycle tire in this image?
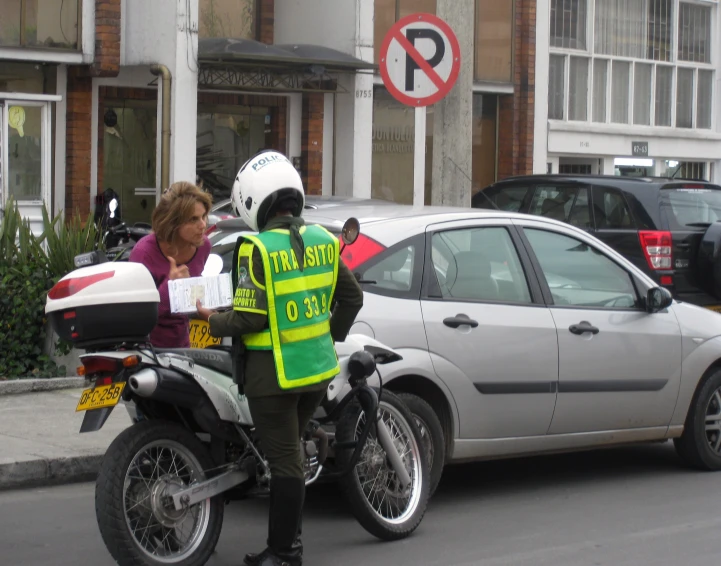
[335,389,430,541]
[95,419,224,566]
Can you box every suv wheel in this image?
[674,368,721,470]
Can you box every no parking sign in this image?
[379,13,461,107]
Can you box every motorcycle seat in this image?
[156,348,232,376]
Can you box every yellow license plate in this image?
[76,382,126,412]
[706,305,721,313]
[190,319,221,349]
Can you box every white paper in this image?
[168,273,233,314]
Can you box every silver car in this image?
[211,204,721,495]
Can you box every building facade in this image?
[1,0,541,227]
[535,0,721,181]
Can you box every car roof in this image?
[484,174,720,192]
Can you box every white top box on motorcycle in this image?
[45,262,160,348]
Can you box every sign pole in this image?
[413,106,426,206]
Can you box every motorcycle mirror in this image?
[109,198,118,219]
[341,217,360,246]
[347,350,376,381]
[202,254,224,277]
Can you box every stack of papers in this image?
[168,274,233,314]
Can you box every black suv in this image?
[473,175,721,310]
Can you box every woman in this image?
[129,181,213,348]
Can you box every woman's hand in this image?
[168,256,190,280]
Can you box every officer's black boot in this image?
[244,476,304,566]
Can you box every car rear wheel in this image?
[674,368,721,471]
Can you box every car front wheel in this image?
[675,368,721,471]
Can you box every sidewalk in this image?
[0,387,130,490]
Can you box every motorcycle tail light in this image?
[48,271,115,300]
[80,357,121,376]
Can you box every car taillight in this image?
[48,271,115,300]
[205,224,218,236]
[340,234,386,271]
[639,231,672,270]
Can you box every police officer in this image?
[196,150,364,566]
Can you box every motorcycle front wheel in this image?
[95,420,224,566]
[335,389,430,541]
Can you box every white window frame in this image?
[548,0,716,130]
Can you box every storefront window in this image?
[0,62,45,93]
[425,94,497,204]
[474,0,513,82]
[199,0,256,40]
[7,105,44,200]
[371,88,415,204]
[374,0,437,65]
[197,106,272,201]
[0,0,79,49]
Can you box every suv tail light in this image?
[48,271,115,300]
[340,234,386,270]
[639,230,672,270]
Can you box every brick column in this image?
[258,0,274,44]
[301,94,324,196]
[65,67,93,219]
[90,0,121,77]
[268,105,287,153]
[498,0,536,179]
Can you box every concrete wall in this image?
[274,0,357,53]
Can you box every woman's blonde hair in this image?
[152,181,213,244]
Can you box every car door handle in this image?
[569,321,600,335]
[443,315,479,329]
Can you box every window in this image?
[593,188,634,229]
[678,2,711,63]
[550,0,714,130]
[474,185,530,212]
[199,0,256,40]
[551,0,587,50]
[362,245,416,293]
[530,184,586,222]
[525,229,639,309]
[474,0,514,82]
[374,0,437,65]
[568,187,592,229]
[431,227,531,304]
[0,0,80,49]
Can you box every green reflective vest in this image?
[236,225,340,390]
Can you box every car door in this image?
[517,219,683,434]
[420,219,559,440]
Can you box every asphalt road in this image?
[1,441,720,566]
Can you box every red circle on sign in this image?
[379,12,461,107]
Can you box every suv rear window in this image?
[661,185,721,229]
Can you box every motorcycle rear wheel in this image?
[335,389,430,541]
[95,419,224,566]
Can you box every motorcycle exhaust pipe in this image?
[128,368,158,397]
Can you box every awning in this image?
[198,38,376,93]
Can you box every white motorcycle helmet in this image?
[231,150,305,232]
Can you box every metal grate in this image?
[678,2,711,63]
[559,164,593,174]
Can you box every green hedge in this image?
[0,198,103,379]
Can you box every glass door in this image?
[1,99,51,235]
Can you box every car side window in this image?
[430,227,532,304]
[567,188,591,229]
[361,245,415,292]
[524,228,639,309]
[529,184,585,223]
[593,187,635,229]
[474,185,530,212]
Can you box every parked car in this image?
[207,203,721,496]
[473,175,721,311]
[206,195,393,235]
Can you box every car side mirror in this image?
[646,286,673,313]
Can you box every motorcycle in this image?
[45,218,429,566]
[95,188,152,261]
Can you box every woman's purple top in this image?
[129,234,211,348]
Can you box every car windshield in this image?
[662,186,721,228]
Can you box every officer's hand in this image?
[196,299,216,322]
[168,256,190,280]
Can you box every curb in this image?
[0,454,103,491]
[0,377,86,396]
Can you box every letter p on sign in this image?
[380,13,461,107]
